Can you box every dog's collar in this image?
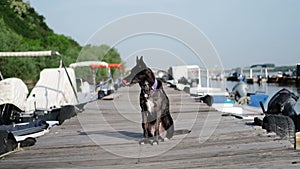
[152,79,158,90]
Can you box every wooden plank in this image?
[1,84,299,168]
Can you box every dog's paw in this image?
[151,140,159,145]
[162,138,169,142]
[139,139,150,145]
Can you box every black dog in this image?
[122,56,174,144]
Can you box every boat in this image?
[0,51,87,124]
[0,78,28,125]
[167,65,200,91]
[24,67,85,124]
[70,61,122,100]
[163,65,227,106]
[0,120,58,155]
[0,50,91,155]
[245,64,273,84]
[213,82,269,120]
[228,81,269,107]
[226,71,240,81]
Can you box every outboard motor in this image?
[261,88,299,145]
[0,104,22,125]
[229,82,249,104]
[266,88,299,117]
[264,88,300,131]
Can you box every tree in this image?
[0,1,123,83]
[0,0,80,82]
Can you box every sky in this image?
[29,0,300,70]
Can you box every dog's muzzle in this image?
[122,79,130,86]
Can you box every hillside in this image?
[0,0,81,81]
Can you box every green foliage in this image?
[0,0,122,83]
[78,44,120,63]
[0,0,79,81]
[0,18,22,51]
[0,0,52,39]
[273,65,296,72]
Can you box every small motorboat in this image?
[0,51,88,125]
[228,81,268,107]
[0,120,58,155]
[229,81,249,104]
[0,51,89,156]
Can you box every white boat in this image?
[12,120,58,142]
[0,120,58,155]
[0,51,87,125]
[191,76,268,121]
[0,50,89,154]
[213,82,268,121]
[69,61,121,100]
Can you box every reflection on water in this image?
[209,80,300,112]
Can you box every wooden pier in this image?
[1,84,300,168]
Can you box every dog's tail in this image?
[173,129,191,136]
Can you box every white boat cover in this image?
[25,68,77,114]
[69,61,108,68]
[0,51,59,57]
[0,78,28,110]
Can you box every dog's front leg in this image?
[153,115,161,145]
[139,111,150,144]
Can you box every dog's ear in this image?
[139,56,146,67]
[136,56,146,67]
[136,56,144,63]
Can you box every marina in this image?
[1,84,300,168]
[1,52,300,167]
[1,1,300,168]
[222,81,300,113]
[226,63,300,86]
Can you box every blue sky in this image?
[30,0,300,69]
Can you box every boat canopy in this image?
[250,64,275,68]
[0,51,59,57]
[91,63,122,70]
[0,50,78,110]
[25,68,77,114]
[69,61,109,69]
[0,78,28,110]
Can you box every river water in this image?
[209,80,300,113]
